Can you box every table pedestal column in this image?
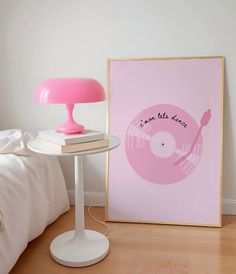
[50,155,109,267]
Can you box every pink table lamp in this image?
[35,78,105,134]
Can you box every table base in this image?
[50,229,109,267]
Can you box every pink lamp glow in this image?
[35,78,105,134]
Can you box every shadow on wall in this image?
[222,61,236,198]
[58,157,74,191]
[58,154,105,195]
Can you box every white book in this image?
[38,129,105,145]
[38,138,109,153]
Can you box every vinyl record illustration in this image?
[125,104,211,184]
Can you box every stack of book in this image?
[37,129,108,153]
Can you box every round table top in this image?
[27,134,120,157]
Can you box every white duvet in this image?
[0,153,69,274]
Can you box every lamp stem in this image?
[57,103,84,134]
[66,103,75,122]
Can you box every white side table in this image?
[27,134,120,267]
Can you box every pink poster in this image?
[106,57,224,227]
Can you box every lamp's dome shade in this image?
[35,78,105,104]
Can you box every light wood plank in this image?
[10,207,236,274]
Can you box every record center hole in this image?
[150,131,176,158]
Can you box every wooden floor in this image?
[10,207,236,274]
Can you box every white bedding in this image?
[0,153,69,274]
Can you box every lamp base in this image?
[57,120,84,134]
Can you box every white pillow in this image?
[0,129,35,155]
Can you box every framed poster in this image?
[106,56,224,227]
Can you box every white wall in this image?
[0,0,236,203]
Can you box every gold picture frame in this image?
[105,56,224,227]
